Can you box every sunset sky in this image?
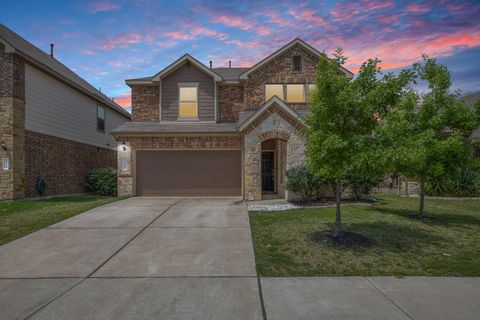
[1,0,479,111]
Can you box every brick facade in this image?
[131,85,159,121]
[218,84,244,122]
[24,131,116,198]
[243,44,318,110]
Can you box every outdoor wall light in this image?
[122,141,127,151]
[0,137,6,150]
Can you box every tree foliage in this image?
[377,56,480,217]
[306,49,413,236]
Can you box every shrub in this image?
[426,166,480,197]
[86,167,117,196]
[285,166,323,201]
[343,171,380,200]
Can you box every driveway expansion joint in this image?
[366,277,414,320]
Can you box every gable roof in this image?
[238,96,307,133]
[126,54,223,85]
[0,23,131,118]
[239,38,354,80]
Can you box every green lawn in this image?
[249,194,480,277]
[0,195,123,245]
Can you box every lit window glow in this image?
[179,87,198,118]
[265,84,284,101]
[286,84,305,103]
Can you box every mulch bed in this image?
[310,230,375,248]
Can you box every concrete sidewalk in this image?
[0,197,478,319]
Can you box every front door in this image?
[261,151,275,192]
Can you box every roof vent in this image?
[229,60,231,68]
[209,60,212,69]
[50,43,54,58]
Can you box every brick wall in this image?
[218,84,244,122]
[131,85,159,121]
[244,44,318,110]
[24,131,116,198]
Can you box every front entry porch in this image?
[261,139,287,199]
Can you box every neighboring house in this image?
[462,92,480,156]
[0,24,131,200]
[113,38,353,200]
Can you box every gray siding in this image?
[161,63,215,121]
[24,64,129,149]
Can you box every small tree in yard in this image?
[306,49,413,237]
[378,56,480,219]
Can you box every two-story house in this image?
[0,24,131,200]
[113,38,353,200]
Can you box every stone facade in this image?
[0,45,25,200]
[117,135,243,196]
[218,84,244,122]
[131,85,159,121]
[24,131,116,198]
[243,106,306,201]
[243,44,319,110]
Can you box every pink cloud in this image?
[225,39,261,48]
[114,92,131,108]
[331,0,394,22]
[378,14,400,24]
[288,8,329,27]
[81,49,96,55]
[164,26,228,42]
[343,29,480,72]
[265,10,297,27]
[212,15,271,36]
[88,1,121,13]
[101,32,148,50]
[164,31,193,40]
[407,3,431,13]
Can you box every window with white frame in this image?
[2,158,9,171]
[265,84,284,101]
[178,85,198,119]
[286,84,305,103]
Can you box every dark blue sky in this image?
[1,0,479,109]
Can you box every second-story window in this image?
[292,55,302,72]
[286,84,305,103]
[178,85,198,119]
[97,106,105,132]
[265,84,284,101]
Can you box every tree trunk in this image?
[419,179,425,219]
[333,179,342,237]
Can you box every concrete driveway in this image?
[0,197,262,319]
[0,197,479,319]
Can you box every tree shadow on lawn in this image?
[373,205,480,228]
[315,221,447,253]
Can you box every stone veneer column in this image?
[0,44,25,200]
[117,140,133,196]
[244,135,261,201]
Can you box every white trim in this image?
[2,158,9,171]
[238,96,307,132]
[214,80,218,122]
[159,79,162,121]
[152,54,222,82]
[239,38,354,79]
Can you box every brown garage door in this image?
[136,150,241,196]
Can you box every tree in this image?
[306,49,413,237]
[378,56,480,219]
